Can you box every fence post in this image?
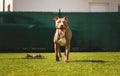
[59,9,61,17]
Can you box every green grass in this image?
[0,52,120,76]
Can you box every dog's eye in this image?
[63,21,66,24]
[57,20,61,23]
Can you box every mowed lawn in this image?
[0,52,120,76]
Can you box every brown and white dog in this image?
[53,16,72,62]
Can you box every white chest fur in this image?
[58,37,66,46]
[58,33,66,46]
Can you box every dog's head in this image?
[54,16,69,35]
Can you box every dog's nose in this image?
[60,25,64,29]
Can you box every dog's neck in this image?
[59,32,65,39]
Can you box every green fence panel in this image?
[0,12,120,52]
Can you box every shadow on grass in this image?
[20,58,46,59]
[71,60,107,63]
[0,57,46,60]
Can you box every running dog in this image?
[53,16,72,62]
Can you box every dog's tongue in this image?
[58,29,64,34]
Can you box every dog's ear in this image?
[64,16,69,21]
[53,16,59,21]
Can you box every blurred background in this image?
[0,0,120,52]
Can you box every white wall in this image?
[90,0,120,12]
[5,0,13,12]
[0,0,3,11]
[0,0,13,12]
[13,0,88,12]
[13,0,120,12]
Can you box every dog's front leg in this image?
[64,43,70,62]
[54,43,61,61]
[58,47,62,61]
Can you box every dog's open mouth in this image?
[58,27,65,35]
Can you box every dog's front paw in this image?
[59,56,62,61]
[64,60,69,63]
[56,55,59,61]
[64,57,69,63]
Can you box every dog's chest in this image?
[58,33,66,46]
